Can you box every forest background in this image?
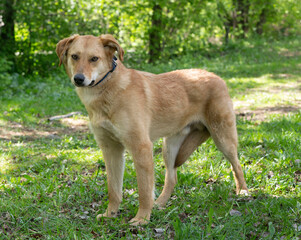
[1,0,300,75]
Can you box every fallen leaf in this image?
[262,232,269,238]
[31,233,44,239]
[154,228,164,237]
[295,170,301,182]
[230,209,242,216]
[91,230,99,238]
[178,212,189,222]
[130,227,139,235]
[125,189,136,195]
[215,225,224,231]
[248,231,257,237]
[91,202,100,209]
[205,178,217,184]
[293,223,301,231]
[254,222,261,227]
[268,171,274,178]
[154,228,164,233]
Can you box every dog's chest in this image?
[90,118,122,142]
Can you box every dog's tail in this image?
[174,129,210,168]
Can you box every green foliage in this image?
[0,0,300,75]
[0,58,14,91]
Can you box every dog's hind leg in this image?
[155,127,191,208]
[156,126,210,207]
[206,110,248,195]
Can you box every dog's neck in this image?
[90,56,118,88]
[75,60,130,119]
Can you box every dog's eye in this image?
[91,56,99,62]
[71,54,78,60]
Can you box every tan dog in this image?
[56,34,248,225]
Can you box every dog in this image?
[56,34,248,225]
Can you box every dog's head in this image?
[56,34,124,87]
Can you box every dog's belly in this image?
[149,114,200,141]
[149,124,184,141]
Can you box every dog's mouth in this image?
[88,80,95,87]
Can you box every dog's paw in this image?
[154,200,166,210]
[129,217,149,226]
[96,211,117,221]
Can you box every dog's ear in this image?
[100,34,124,61]
[56,35,79,66]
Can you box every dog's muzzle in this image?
[74,73,85,86]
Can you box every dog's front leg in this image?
[128,140,154,225]
[96,141,125,220]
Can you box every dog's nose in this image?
[74,74,85,85]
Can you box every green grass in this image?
[0,37,300,239]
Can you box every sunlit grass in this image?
[0,37,300,238]
[0,154,11,173]
[229,73,300,113]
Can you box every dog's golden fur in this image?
[56,34,248,225]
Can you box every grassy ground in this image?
[0,37,300,239]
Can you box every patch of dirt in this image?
[1,103,300,141]
[236,106,300,121]
[279,49,301,58]
[0,118,89,141]
[60,118,89,131]
[270,74,295,80]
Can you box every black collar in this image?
[90,56,117,87]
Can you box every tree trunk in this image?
[148,4,162,63]
[225,24,230,45]
[217,2,233,46]
[233,0,250,38]
[256,8,267,35]
[0,0,16,67]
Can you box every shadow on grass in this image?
[160,182,300,239]
[0,117,97,179]
[237,112,301,156]
[0,117,89,142]
[0,113,300,239]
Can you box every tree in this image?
[233,0,250,38]
[0,0,16,68]
[148,3,162,63]
[256,6,267,35]
[217,1,233,45]
[1,0,300,75]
